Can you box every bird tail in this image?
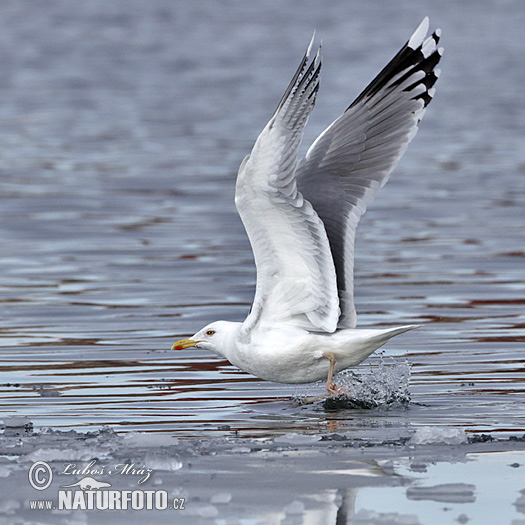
[337,324,420,367]
[369,324,420,346]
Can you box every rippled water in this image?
[1,0,524,438]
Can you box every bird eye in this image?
[206,330,216,336]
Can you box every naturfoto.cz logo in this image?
[28,460,185,512]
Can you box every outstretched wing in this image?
[296,17,443,328]
[236,39,340,335]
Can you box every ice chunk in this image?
[22,448,101,463]
[409,462,428,473]
[210,492,232,504]
[354,508,420,524]
[274,433,321,445]
[410,427,467,445]
[284,500,305,515]
[230,446,251,454]
[514,489,525,514]
[143,454,182,472]
[122,432,179,448]
[3,417,32,428]
[406,483,476,503]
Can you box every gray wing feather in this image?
[296,17,443,328]
[236,39,341,335]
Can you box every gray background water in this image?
[0,0,524,437]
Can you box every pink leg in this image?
[323,352,340,395]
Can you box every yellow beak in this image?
[172,338,201,351]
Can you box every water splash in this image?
[324,355,412,410]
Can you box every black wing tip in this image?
[271,36,322,127]
[348,18,443,111]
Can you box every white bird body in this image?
[173,18,443,392]
[186,321,417,384]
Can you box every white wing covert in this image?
[296,18,443,329]
[236,39,340,336]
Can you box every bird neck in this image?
[211,321,243,361]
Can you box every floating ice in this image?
[122,432,179,448]
[211,492,232,504]
[274,433,322,445]
[143,454,182,472]
[406,483,476,503]
[514,489,525,514]
[32,385,61,397]
[353,508,420,524]
[410,426,467,445]
[3,417,32,428]
[21,447,102,463]
[284,500,305,515]
[230,446,252,454]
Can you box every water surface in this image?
[0,0,524,439]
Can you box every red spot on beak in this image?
[174,345,184,350]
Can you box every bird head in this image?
[171,321,241,357]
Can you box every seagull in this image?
[173,18,442,394]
